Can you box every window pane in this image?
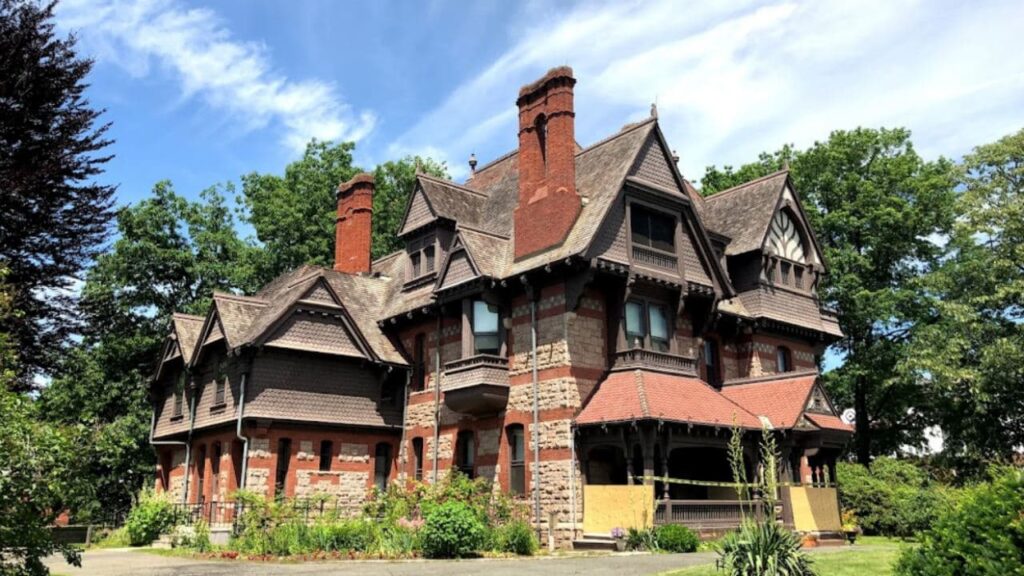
[625,301,644,345]
[648,305,669,341]
[410,252,420,277]
[631,206,650,246]
[475,333,500,355]
[319,441,332,472]
[473,301,499,333]
[510,427,524,462]
[650,212,675,252]
[425,246,435,272]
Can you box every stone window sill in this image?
[210,403,227,412]
[170,415,184,422]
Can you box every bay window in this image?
[472,300,500,355]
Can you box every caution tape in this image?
[630,475,826,489]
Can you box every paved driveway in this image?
[46,548,717,576]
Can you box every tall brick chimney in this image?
[334,173,374,274]
[513,66,581,260]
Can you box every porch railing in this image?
[654,499,763,528]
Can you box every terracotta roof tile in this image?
[720,374,817,428]
[806,413,854,432]
[576,370,761,428]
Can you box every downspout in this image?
[399,368,411,480]
[530,292,541,534]
[235,372,249,490]
[432,314,442,483]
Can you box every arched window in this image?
[506,425,525,495]
[455,431,475,479]
[768,210,807,263]
[374,442,392,491]
[777,346,793,373]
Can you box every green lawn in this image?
[665,538,909,576]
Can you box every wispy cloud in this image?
[392,0,1024,182]
[57,0,375,152]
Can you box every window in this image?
[274,438,291,499]
[411,437,424,481]
[777,346,793,373]
[211,442,222,502]
[631,205,675,252]
[410,251,421,278]
[794,267,804,289]
[374,443,392,491]
[625,301,645,347]
[648,304,670,352]
[472,300,500,355]
[173,374,184,417]
[407,235,437,281]
[319,440,333,472]
[196,445,206,504]
[780,262,791,285]
[704,339,722,387]
[412,333,426,391]
[507,425,525,496]
[624,299,671,352]
[214,377,226,405]
[424,245,435,271]
[455,431,475,479]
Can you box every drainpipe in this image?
[530,291,541,534]
[180,382,198,504]
[235,372,249,490]
[432,314,442,483]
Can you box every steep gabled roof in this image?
[703,170,789,256]
[576,369,762,429]
[398,174,492,237]
[171,313,204,365]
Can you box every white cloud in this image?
[392,0,1024,182]
[57,0,375,152]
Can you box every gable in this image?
[398,185,436,236]
[805,382,836,415]
[264,308,366,359]
[203,316,225,346]
[302,279,339,305]
[629,131,681,193]
[765,185,822,267]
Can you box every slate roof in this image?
[171,313,204,365]
[703,170,788,256]
[456,226,510,279]
[575,370,763,429]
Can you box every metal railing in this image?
[654,499,764,529]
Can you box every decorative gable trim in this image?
[398,181,438,237]
[760,176,826,270]
[263,306,367,359]
[435,232,482,292]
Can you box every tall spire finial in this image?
[650,102,658,119]
[468,153,477,174]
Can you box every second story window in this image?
[624,300,671,352]
[455,430,475,479]
[173,374,185,417]
[472,300,500,355]
[631,205,675,253]
[412,333,426,391]
[704,338,722,388]
[777,346,794,373]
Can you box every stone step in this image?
[573,536,618,551]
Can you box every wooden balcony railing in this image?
[654,499,763,529]
[612,347,698,376]
[632,245,678,270]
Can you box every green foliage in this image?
[837,457,955,538]
[626,526,660,551]
[124,489,177,546]
[420,500,488,558]
[173,521,212,552]
[718,520,816,576]
[656,524,700,553]
[894,467,1024,576]
[702,128,958,463]
[308,518,375,552]
[902,128,1024,474]
[0,386,89,575]
[492,519,538,555]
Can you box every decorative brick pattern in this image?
[297,440,315,461]
[246,468,270,494]
[249,438,271,459]
[477,428,501,456]
[427,433,453,461]
[295,470,369,512]
[338,443,369,463]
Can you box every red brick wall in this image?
[334,173,374,274]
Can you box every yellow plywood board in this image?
[789,487,841,532]
[582,485,655,534]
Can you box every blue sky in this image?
[55,0,1024,210]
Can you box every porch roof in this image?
[720,374,817,429]
[805,413,854,432]
[575,369,763,428]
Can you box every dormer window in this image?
[406,234,437,282]
[767,210,815,291]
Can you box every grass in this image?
[663,538,910,576]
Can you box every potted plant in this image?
[841,510,860,544]
[611,527,626,551]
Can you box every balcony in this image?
[612,347,697,376]
[632,245,678,271]
[442,354,509,415]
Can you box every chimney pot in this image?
[334,173,375,274]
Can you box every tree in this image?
[240,141,447,285]
[1,268,90,576]
[902,129,1024,472]
[38,181,249,515]
[701,128,957,464]
[0,0,115,385]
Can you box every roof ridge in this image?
[576,116,656,158]
[419,172,488,198]
[722,370,818,388]
[371,251,403,267]
[172,312,205,320]
[284,269,326,290]
[212,292,268,305]
[704,168,789,201]
[466,148,518,180]
[634,370,650,417]
[457,224,511,240]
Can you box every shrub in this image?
[173,521,212,552]
[494,519,538,555]
[718,520,815,576]
[626,526,659,551]
[656,524,699,553]
[894,467,1024,576]
[420,500,488,558]
[310,518,374,552]
[124,489,177,546]
[838,457,955,538]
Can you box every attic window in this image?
[631,205,675,253]
[624,299,671,352]
[406,234,437,282]
[768,210,807,263]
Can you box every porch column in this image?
[642,427,655,487]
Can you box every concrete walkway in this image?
[45,548,718,576]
